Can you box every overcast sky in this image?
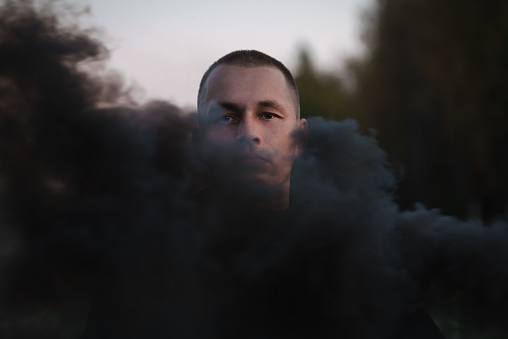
[72,0,374,108]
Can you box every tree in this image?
[294,48,352,121]
[348,0,508,221]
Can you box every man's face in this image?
[197,64,307,192]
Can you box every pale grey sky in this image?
[72,0,374,108]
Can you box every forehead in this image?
[204,65,294,109]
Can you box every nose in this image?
[236,116,261,145]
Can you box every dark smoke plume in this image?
[0,1,507,338]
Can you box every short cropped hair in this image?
[197,50,300,120]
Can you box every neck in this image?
[263,180,290,211]
[203,177,291,212]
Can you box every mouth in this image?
[239,153,271,168]
[244,153,269,162]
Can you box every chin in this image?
[250,173,288,189]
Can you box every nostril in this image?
[236,136,260,145]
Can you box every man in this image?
[192,50,308,211]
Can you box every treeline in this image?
[295,0,508,223]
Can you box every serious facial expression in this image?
[199,65,306,190]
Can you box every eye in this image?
[262,113,277,120]
[220,115,235,123]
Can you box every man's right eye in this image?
[220,115,234,123]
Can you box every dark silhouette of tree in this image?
[340,0,508,337]
[294,48,352,121]
[346,0,508,222]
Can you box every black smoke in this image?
[0,1,507,338]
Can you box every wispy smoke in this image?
[0,1,507,338]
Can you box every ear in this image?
[295,118,308,157]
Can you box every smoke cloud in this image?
[0,1,507,338]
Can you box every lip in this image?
[238,153,271,169]
[243,153,269,162]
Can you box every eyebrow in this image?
[257,100,285,113]
[214,100,287,115]
[216,101,244,113]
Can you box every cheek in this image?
[272,128,297,153]
[202,127,250,166]
[270,135,297,170]
[205,127,234,144]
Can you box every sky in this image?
[71,0,375,108]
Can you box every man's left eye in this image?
[262,113,276,120]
